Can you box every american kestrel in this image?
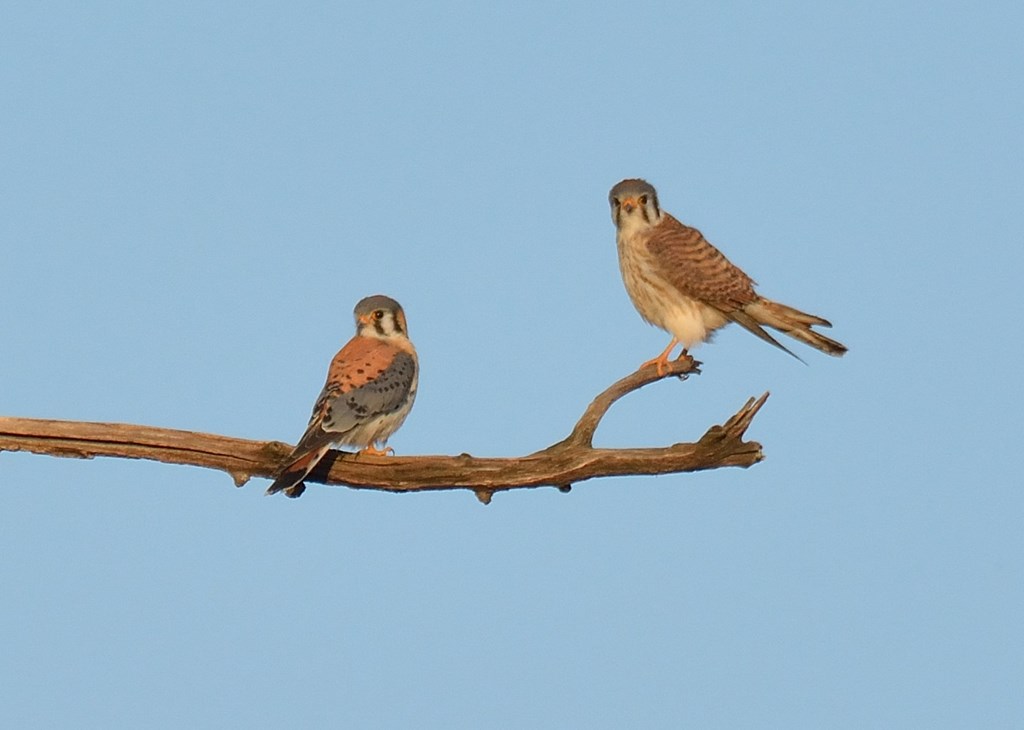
[266,295,418,498]
[609,178,847,373]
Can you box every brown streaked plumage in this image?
[266,295,418,498]
[609,178,846,373]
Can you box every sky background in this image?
[2,2,1021,727]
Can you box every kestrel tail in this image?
[266,295,418,498]
[609,178,847,373]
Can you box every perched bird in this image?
[266,295,418,498]
[609,178,847,373]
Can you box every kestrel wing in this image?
[288,383,342,456]
[292,338,419,449]
[320,339,417,437]
[267,338,417,497]
[644,213,758,313]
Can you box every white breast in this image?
[616,230,728,350]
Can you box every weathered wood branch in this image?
[0,357,768,502]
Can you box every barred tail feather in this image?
[745,298,848,357]
[265,446,329,499]
[729,309,804,362]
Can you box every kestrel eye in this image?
[373,311,384,320]
[639,195,648,205]
[612,197,620,207]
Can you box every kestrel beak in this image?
[621,196,637,213]
[358,313,372,325]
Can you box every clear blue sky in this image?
[2,2,1021,727]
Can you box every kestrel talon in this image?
[266,295,418,498]
[609,178,847,374]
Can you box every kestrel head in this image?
[353,295,409,340]
[609,178,662,234]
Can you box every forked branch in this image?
[0,356,768,502]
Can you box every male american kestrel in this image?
[609,178,847,373]
[266,295,418,498]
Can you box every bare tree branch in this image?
[0,357,767,502]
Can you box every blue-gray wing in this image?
[323,350,417,436]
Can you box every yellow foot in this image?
[640,353,671,376]
[640,338,681,376]
[358,445,395,457]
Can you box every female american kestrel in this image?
[266,295,418,498]
[609,178,847,373]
